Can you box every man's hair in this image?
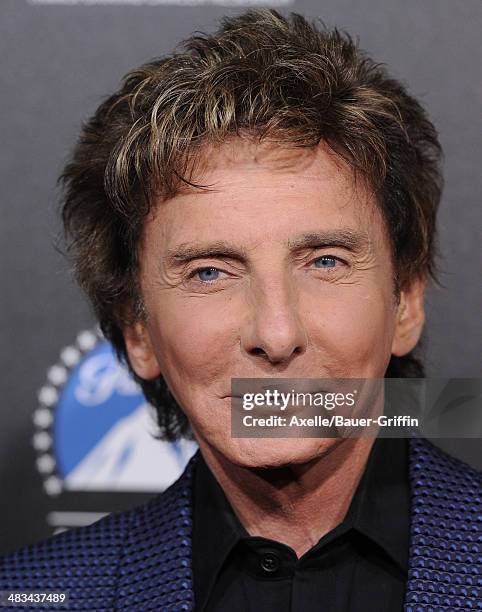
[60,9,442,440]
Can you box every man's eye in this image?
[312,255,344,269]
[189,257,344,284]
[189,267,223,283]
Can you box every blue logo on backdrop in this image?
[54,341,142,479]
[33,329,197,498]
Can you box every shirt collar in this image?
[192,451,249,610]
[346,436,410,573]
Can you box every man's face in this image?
[125,139,422,467]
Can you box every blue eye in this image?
[193,267,221,282]
[313,256,338,268]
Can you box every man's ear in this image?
[123,321,162,380]
[391,277,427,357]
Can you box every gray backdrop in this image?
[1,0,481,554]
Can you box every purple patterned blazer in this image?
[0,436,480,611]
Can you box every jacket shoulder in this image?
[408,436,481,520]
[409,436,481,491]
[0,504,137,610]
[0,451,199,610]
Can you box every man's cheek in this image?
[326,301,389,359]
[160,325,226,385]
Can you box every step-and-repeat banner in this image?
[1,0,480,555]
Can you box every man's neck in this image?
[198,438,375,558]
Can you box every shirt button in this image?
[260,552,280,573]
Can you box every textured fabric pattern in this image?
[0,437,480,611]
[0,454,198,611]
[404,438,481,611]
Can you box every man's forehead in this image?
[192,137,355,181]
[156,137,377,223]
[147,137,384,258]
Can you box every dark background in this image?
[1,0,480,555]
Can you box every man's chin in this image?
[218,437,339,470]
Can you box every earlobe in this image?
[123,321,162,380]
[391,278,427,357]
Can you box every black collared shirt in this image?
[192,437,410,612]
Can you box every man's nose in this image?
[240,274,308,365]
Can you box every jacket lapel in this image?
[115,451,200,610]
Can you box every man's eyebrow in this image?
[165,242,251,267]
[287,230,369,252]
[164,230,369,268]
